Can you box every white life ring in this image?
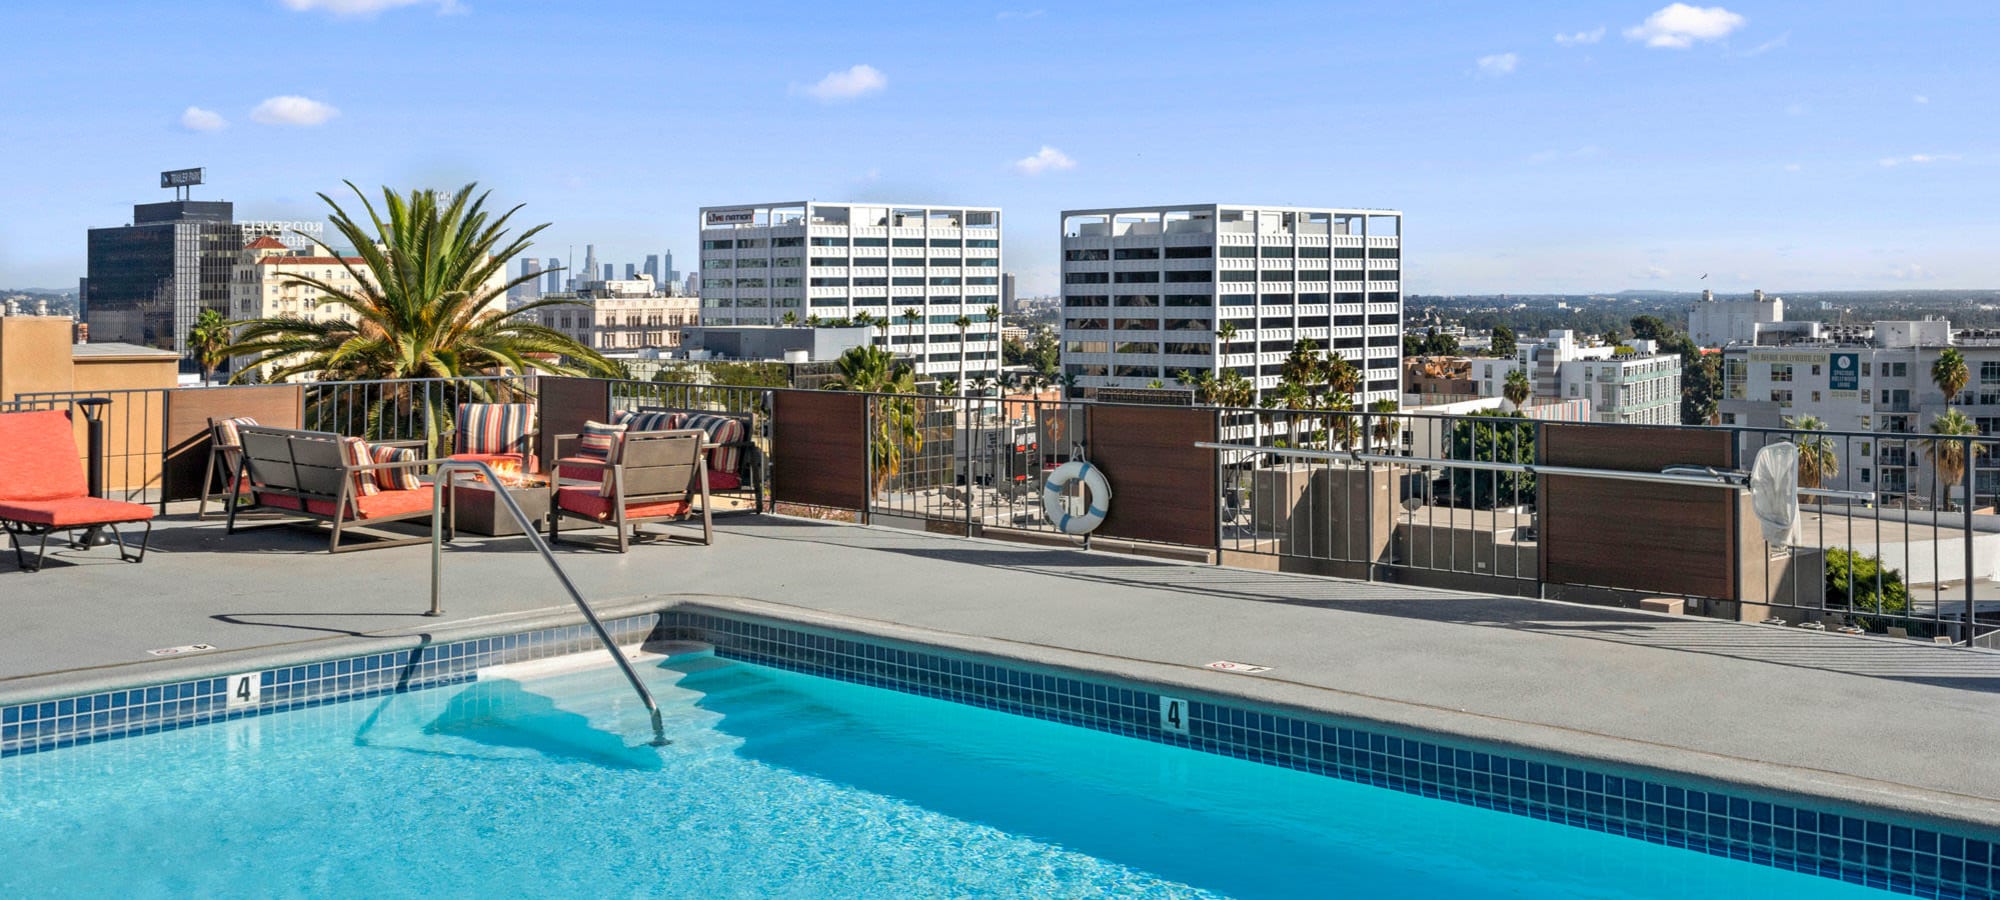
[1042,460,1111,534]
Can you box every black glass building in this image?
[84,200,240,363]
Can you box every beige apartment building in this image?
[530,277,700,351]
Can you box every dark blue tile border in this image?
[4,608,1995,899]
[0,616,656,759]
[662,611,2000,900]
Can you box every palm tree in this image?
[1933,348,1969,406]
[953,314,973,395]
[825,345,923,490]
[1370,398,1402,449]
[187,308,234,385]
[1921,409,1984,511]
[1502,368,1531,410]
[779,311,799,326]
[224,182,614,449]
[805,314,822,327]
[1784,415,1839,497]
[899,308,922,347]
[1215,321,1239,374]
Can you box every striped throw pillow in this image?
[613,409,681,434]
[370,444,424,491]
[680,413,747,476]
[339,437,380,498]
[457,403,535,456]
[211,416,258,449]
[577,420,626,461]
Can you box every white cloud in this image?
[799,64,887,102]
[1879,153,1957,167]
[1634,265,1672,280]
[1914,95,1930,104]
[250,95,340,126]
[280,0,461,15]
[1476,53,1519,76]
[1012,146,1076,176]
[1554,27,1605,46]
[1623,4,1746,48]
[1890,263,1935,281]
[180,106,227,132]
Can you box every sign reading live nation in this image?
[160,167,204,188]
[1830,353,1860,391]
[705,208,756,226]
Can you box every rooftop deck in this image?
[7,507,2000,829]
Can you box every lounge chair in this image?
[548,427,712,552]
[0,409,155,572]
[619,406,762,512]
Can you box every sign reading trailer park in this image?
[705,209,756,226]
[160,167,204,188]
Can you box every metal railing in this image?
[426,459,668,747]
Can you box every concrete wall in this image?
[0,316,77,401]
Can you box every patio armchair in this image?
[0,409,154,572]
[198,415,260,520]
[548,427,713,552]
[619,406,763,512]
[449,403,539,475]
[227,426,444,552]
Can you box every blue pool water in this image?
[0,653,1887,898]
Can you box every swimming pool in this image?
[0,646,1904,898]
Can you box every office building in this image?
[1471,329,1682,426]
[1002,272,1017,313]
[511,257,543,306]
[643,254,660,284]
[662,249,677,284]
[581,245,599,291]
[85,199,241,362]
[544,258,562,294]
[697,201,1003,381]
[527,276,699,352]
[1057,204,1403,407]
[1690,289,1786,348]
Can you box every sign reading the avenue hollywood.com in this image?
[1830,353,1860,391]
[160,167,204,188]
[705,209,756,226]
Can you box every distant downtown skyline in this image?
[0,2,1993,296]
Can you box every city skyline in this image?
[0,2,1993,295]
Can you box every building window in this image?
[1770,363,1793,382]
[1771,389,1793,404]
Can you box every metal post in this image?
[76,398,111,546]
[1965,435,1977,647]
[963,395,975,535]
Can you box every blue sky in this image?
[0,1,1993,295]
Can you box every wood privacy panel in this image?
[1538,423,1738,599]
[1087,405,1218,548]
[771,390,866,510]
[162,385,302,501]
[537,377,612,464]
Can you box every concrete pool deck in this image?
[5,509,2000,829]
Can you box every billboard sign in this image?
[705,208,756,226]
[1830,352,1859,391]
[160,167,204,188]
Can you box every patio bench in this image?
[549,426,714,552]
[227,426,444,552]
[607,407,762,512]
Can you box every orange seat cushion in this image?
[0,410,87,502]
[253,488,434,520]
[555,457,606,484]
[555,485,690,522]
[0,496,155,528]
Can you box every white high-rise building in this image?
[1057,204,1403,406]
[1690,289,1785,347]
[697,202,1003,381]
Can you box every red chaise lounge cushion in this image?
[0,497,155,528]
[0,410,89,502]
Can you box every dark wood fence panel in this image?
[772,390,866,510]
[1539,423,1738,599]
[162,385,303,501]
[538,377,612,465]
[1087,405,1217,547]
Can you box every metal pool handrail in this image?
[427,459,668,747]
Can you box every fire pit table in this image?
[448,470,549,537]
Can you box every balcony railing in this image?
[10,375,1998,648]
